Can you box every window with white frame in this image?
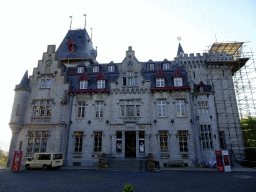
[96,102,104,117]
[93,66,99,72]
[147,64,154,70]
[157,100,166,117]
[134,77,138,86]
[74,132,83,152]
[156,78,164,87]
[179,131,188,152]
[78,102,85,117]
[163,63,170,70]
[33,100,52,117]
[97,80,105,89]
[127,77,133,86]
[176,100,185,117]
[41,75,52,88]
[27,131,48,153]
[159,131,168,152]
[116,132,122,153]
[108,65,115,72]
[200,125,213,150]
[197,101,209,114]
[174,77,183,87]
[127,72,133,76]
[120,100,141,117]
[80,81,88,89]
[77,67,84,73]
[94,131,102,152]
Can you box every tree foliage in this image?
[0,149,8,166]
[241,116,256,148]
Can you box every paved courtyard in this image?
[0,168,256,192]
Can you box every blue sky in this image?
[0,0,255,152]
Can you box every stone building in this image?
[7,28,248,168]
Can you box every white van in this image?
[25,152,63,171]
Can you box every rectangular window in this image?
[120,100,141,117]
[94,132,102,152]
[108,65,114,72]
[127,72,133,76]
[96,102,104,117]
[197,101,209,114]
[157,100,166,117]
[123,77,126,86]
[163,63,170,70]
[201,125,213,150]
[134,77,138,86]
[156,78,164,87]
[77,67,84,73]
[174,77,183,87]
[80,81,88,89]
[93,66,99,72]
[219,131,225,149]
[116,132,122,153]
[159,131,168,152]
[41,75,52,88]
[27,131,48,153]
[127,77,133,86]
[97,80,105,89]
[74,132,83,152]
[147,64,154,70]
[179,131,188,152]
[176,100,185,117]
[139,131,145,153]
[33,100,52,117]
[78,102,85,117]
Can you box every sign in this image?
[215,150,224,172]
[222,150,231,172]
[11,151,23,172]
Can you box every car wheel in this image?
[25,164,30,170]
[42,165,47,171]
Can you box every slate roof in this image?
[141,60,189,89]
[15,70,30,91]
[177,43,184,55]
[56,29,94,61]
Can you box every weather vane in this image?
[177,36,181,43]
[69,15,73,30]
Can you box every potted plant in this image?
[123,183,134,192]
[92,154,95,157]
[148,152,153,156]
[103,151,107,156]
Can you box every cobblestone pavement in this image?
[0,167,256,192]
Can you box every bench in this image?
[169,160,184,167]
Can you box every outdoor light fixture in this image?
[105,120,109,126]
[210,115,212,120]
[88,120,91,125]
[196,116,199,121]
[190,119,193,124]
[171,119,174,125]
[153,119,157,125]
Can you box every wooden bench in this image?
[169,160,184,167]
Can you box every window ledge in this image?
[157,116,167,118]
[40,88,51,89]
[177,116,187,118]
[138,153,146,155]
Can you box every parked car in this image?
[25,152,63,171]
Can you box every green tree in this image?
[241,116,256,147]
[0,149,8,167]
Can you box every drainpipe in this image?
[65,93,74,166]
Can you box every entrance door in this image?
[125,132,136,158]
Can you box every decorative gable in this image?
[154,68,166,78]
[67,37,76,54]
[78,71,90,81]
[172,67,184,77]
[198,81,205,87]
[96,70,107,80]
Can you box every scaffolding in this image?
[205,42,256,162]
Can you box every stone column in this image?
[6,124,22,167]
[110,134,116,156]
[146,134,151,155]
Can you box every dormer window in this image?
[156,78,165,87]
[80,81,88,89]
[198,81,205,92]
[174,77,183,87]
[108,65,115,72]
[200,87,204,92]
[93,66,99,73]
[97,80,105,89]
[77,67,84,73]
[147,64,154,70]
[163,63,170,70]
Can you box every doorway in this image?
[125,132,136,158]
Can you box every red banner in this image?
[11,151,23,172]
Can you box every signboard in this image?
[215,150,224,172]
[11,151,23,172]
[222,150,231,172]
